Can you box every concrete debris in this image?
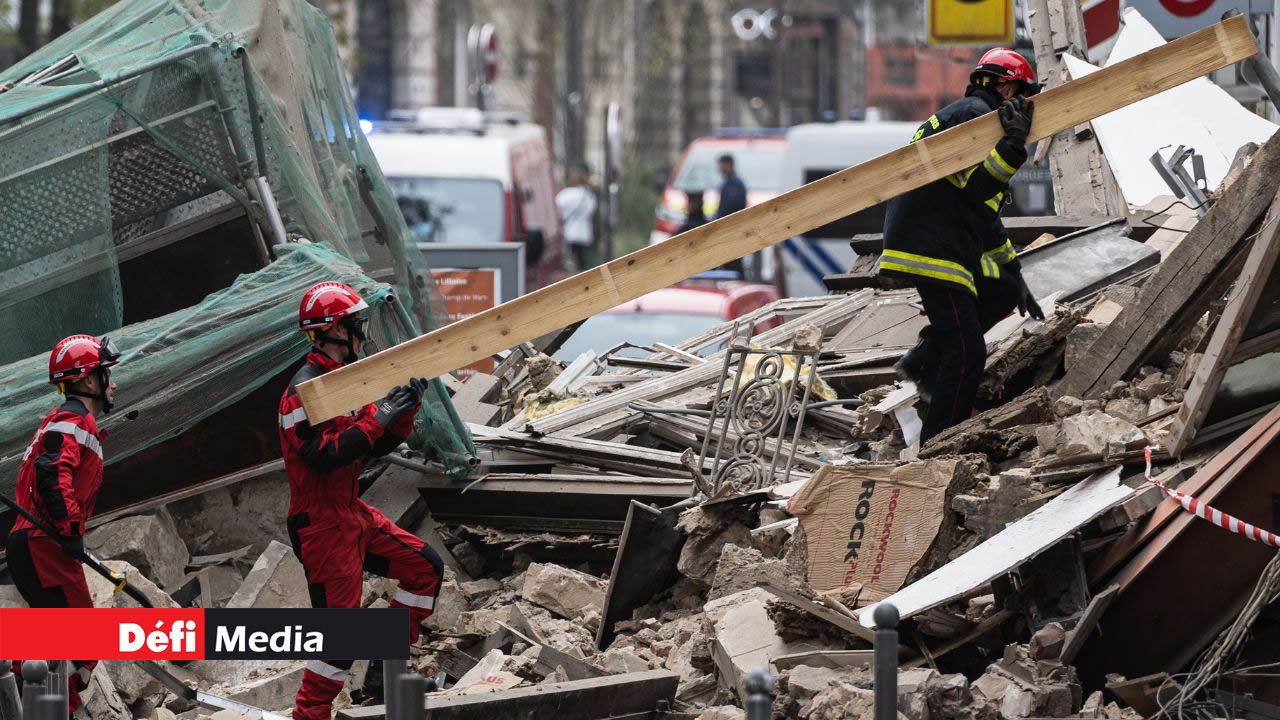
[1065,322,1106,372]
[73,664,129,720]
[0,582,29,607]
[799,681,885,720]
[519,562,605,621]
[86,560,180,609]
[425,568,468,632]
[168,471,290,558]
[220,662,306,712]
[971,645,1082,719]
[598,646,652,674]
[1035,411,1146,466]
[708,542,800,601]
[84,509,191,588]
[1030,623,1067,661]
[697,706,747,720]
[225,540,307,609]
[705,588,823,702]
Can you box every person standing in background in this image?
[556,163,598,270]
[714,154,747,274]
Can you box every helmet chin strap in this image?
[316,333,360,364]
[65,368,113,414]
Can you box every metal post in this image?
[41,663,66,720]
[873,604,900,720]
[32,697,60,720]
[18,662,47,720]
[744,668,775,720]
[0,661,22,720]
[382,660,407,720]
[396,674,425,720]
[1224,10,1280,113]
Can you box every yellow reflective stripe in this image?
[947,165,978,189]
[979,254,1002,279]
[983,157,1013,183]
[984,197,1000,212]
[880,250,977,294]
[929,115,941,129]
[988,148,1017,177]
[985,239,1017,264]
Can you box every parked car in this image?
[556,271,781,361]
[649,129,786,246]
[367,107,565,289]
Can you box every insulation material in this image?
[1061,9,1277,208]
[788,459,956,599]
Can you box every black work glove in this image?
[406,377,429,405]
[1011,271,1045,321]
[998,95,1034,145]
[59,534,85,559]
[373,385,417,426]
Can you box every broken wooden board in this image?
[1168,189,1280,455]
[596,500,686,650]
[771,649,874,671]
[297,17,1258,422]
[335,670,679,720]
[1058,130,1280,400]
[858,468,1128,628]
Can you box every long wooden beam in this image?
[298,16,1257,422]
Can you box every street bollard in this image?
[18,662,47,720]
[744,667,776,720]
[32,697,60,720]
[873,603,900,720]
[395,674,425,720]
[382,660,407,720]
[0,661,22,720]
[40,662,66,720]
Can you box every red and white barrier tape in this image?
[1144,447,1280,547]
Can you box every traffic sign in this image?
[1124,0,1271,38]
[928,0,1015,45]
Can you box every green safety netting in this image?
[0,244,474,493]
[0,0,474,483]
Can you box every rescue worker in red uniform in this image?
[879,49,1045,445]
[6,334,122,714]
[279,282,443,720]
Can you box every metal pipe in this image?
[0,661,22,720]
[5,43,215,127]
[253,176,289,248]
[233,48,270,175]
[873,604,900,720]
[1225,10,1280,112]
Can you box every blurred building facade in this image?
[315,0,983,174]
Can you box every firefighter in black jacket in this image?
[879,48,1045,445]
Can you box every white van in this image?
[775,121,916,298]
[367,108,565,290]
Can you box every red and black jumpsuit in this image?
[279,351,443,720]
[5,398,105,713]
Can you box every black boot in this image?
[351,660,384,706]
[894,332,940,396]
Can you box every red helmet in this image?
[298,281,369,333]
[972,48,1040,92]
[49,335,121,385]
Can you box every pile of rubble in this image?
[9,117,1280,720]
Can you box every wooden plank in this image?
[335,670,680,720]
[1058,130,1280,399]
[1168,191,1280,454]
[297,19,1258,422]
[1060,584,1118,665]
[756,580,876,643]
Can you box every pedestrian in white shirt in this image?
[556,163,597,270]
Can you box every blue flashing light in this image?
[358,118,374,135]
[691,270,740,280]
